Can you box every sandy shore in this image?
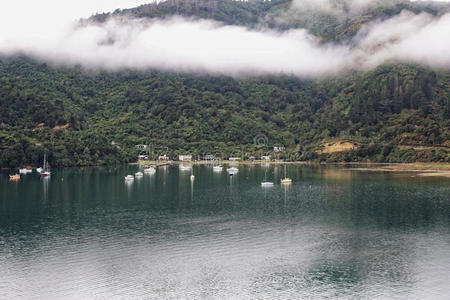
[346,163,450,178]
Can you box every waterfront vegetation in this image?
[0,0,449,168]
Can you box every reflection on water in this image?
[41,176,49,203]
[0,165,449,299]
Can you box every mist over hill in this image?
[0,0,449,167]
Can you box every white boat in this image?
[227,167,238,174]
[281,165,292,184]
[213,165,223,172]
[40,154,50,177]
[144,167,156,174]
[19,168,32,174]
[36,167,43,173]
[135,171,144,177]
[190,174,195,181]
[261,168,273,186]
[281,178,292,184]
[125,175,134,181]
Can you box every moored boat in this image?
[213,165,223,172]
[281,165,292,184]
[19,168,32,174]
[40,154,51,177]
[281,178,292,184]
[261,168,274,186]
[227,167,238,174]
[144,167,156,174]
[9,174,20,181]
[281,165,292,185]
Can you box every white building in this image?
[179,155,193,161]
[274,146,285,153]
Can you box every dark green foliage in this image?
[90,0,291,28]
[0,58,448,167]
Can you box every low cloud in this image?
[0,17,352,76]
[291,0,391,15]
[1,1,450,77]
[354,10,450,69]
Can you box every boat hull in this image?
[281,179,292,184]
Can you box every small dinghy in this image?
[213,165,223,172]
[144,167,156,174]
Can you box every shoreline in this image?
[4,162,450,178]
[130,160,450,177]
[345,163,450,178]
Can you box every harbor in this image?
[1,164,449,299]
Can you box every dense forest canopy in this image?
[0,0,449,167]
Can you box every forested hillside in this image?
[0,0,449,167]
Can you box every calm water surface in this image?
[1,165,449,299]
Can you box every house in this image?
[138,155,149,160]
[179,155,193,161]
[261,155,272,161]
[135,144,148,149]
[274,146,285,153]
[229,157,241,161]
[159,155,170,161]
[204,155,217,161]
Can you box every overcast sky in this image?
[0,0,448,40]
[1,1,149,20]
[0,0,448,27]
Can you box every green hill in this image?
[0,0,449,167]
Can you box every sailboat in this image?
[213,165,223,172]
[227,166,238,175]
[261,168,274,187]
[281,165,292,184]
[40,154,50,177]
